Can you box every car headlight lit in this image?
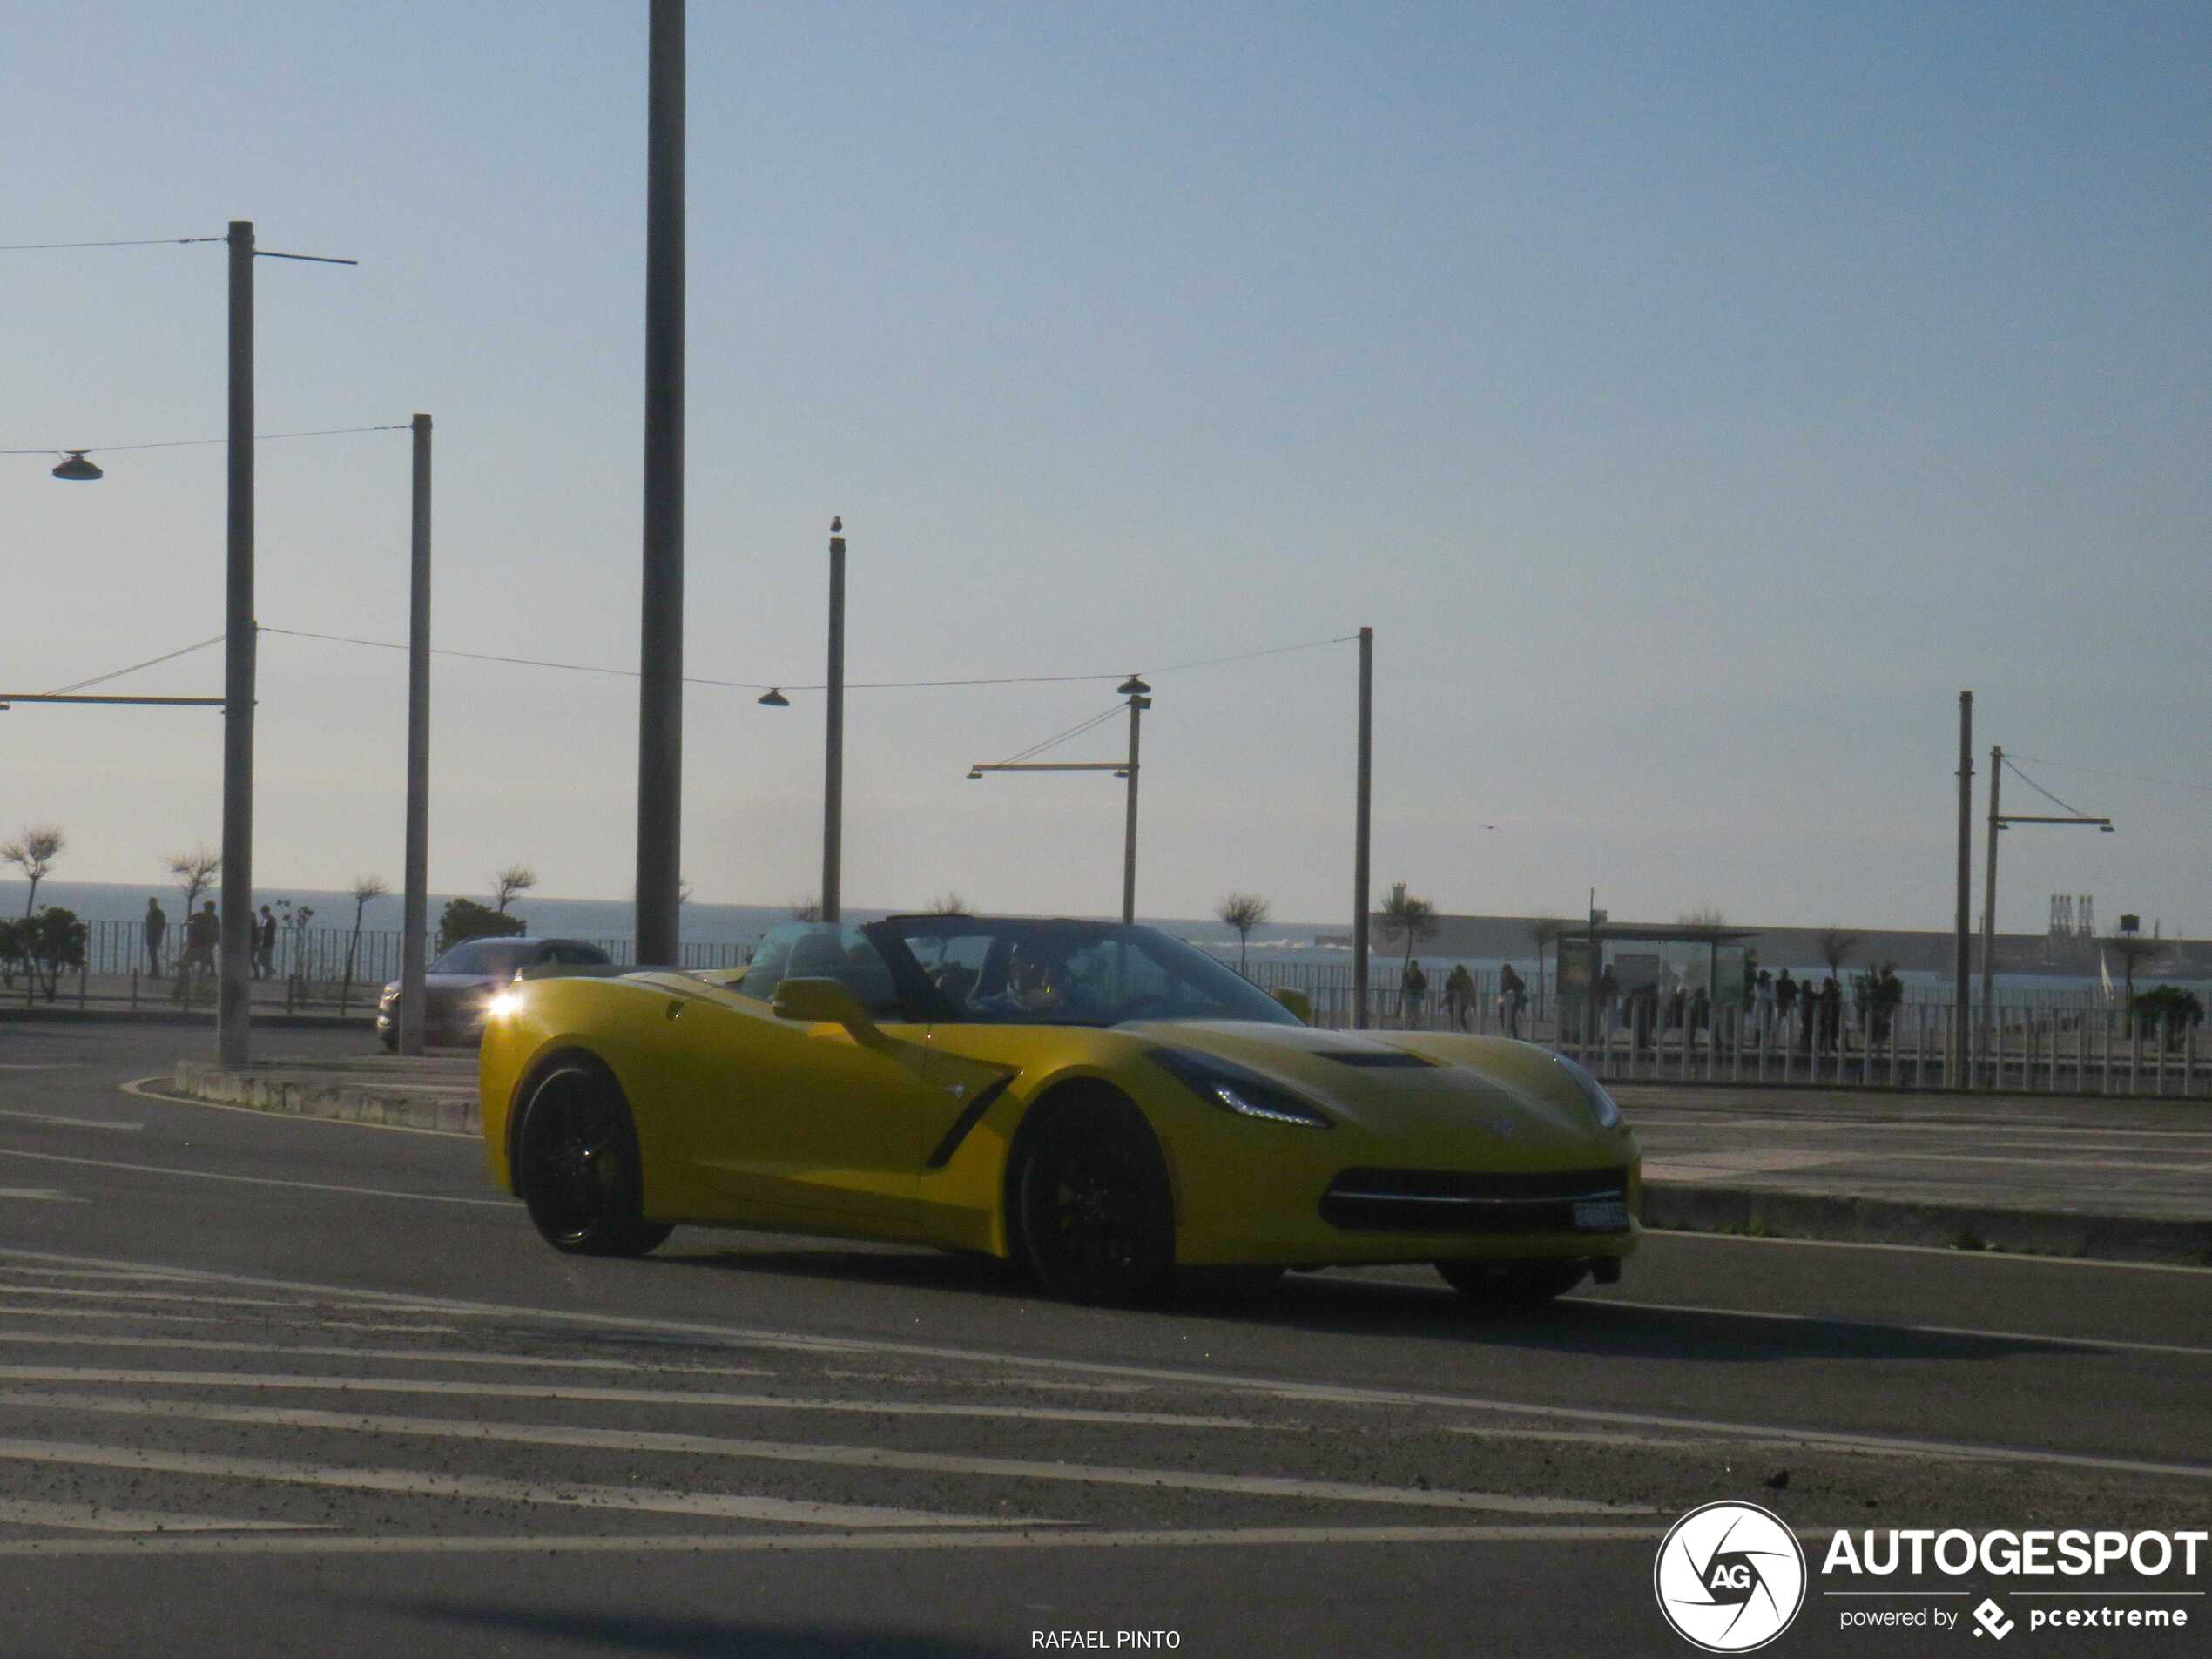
[1148,1048,1333,1130]
[484,989,521,1021]
[1551,1053,1622,1130]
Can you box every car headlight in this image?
[484,989,521,1021]
[1551,1053,1622,1130]
[1148,1048,1333,1130]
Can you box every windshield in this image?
[870,917,1302,1028]
[428,938,609,976]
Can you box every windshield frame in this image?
[863,917,1301,1028]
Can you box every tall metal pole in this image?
[399,413,433,1056]
[1121,691,1143,924]
[1352,626,1373,1030]
[218,219,256,1065]
[635,0,686,965]
[1980,744,2003,1057]
[1952,690,1973,1083]
[821,519,845,922]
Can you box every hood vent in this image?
[1318,1050,1436,1069]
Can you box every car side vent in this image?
[1318,1051,1436,1069]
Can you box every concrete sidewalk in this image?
[164,1058,2212,1266]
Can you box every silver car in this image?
[376,936,612,1049]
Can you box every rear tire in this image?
[1435,1258,1588,1307]
[514,1060,672,1257]
[1011,1097,1175,1305]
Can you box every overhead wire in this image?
[44,633,226,696]
[2003,757,2099,820]
[2,424,406,458]
[2005,753,2212,800]
[0,236,223,251]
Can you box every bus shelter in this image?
[1554,921,1762,1039]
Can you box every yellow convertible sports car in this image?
[478,915,1641,1305]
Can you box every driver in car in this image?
[978,941,1065,1015]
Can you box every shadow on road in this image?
[368,1602,1013,1657]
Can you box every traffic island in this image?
[171,1055,481,1135]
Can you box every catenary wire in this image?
[2004,758,2099,820]
[2,424,406,457]
[2005,753,2212,799]
[44,633,226,696]
[0,236,223,251]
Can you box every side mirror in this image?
[772,976,880,1039]
[1271,987,1312,1025]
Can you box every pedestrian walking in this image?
[256,904,278,981]
[1444,963,1475,1032]
[1498,962,1526,1039]
[1400,958,1429,1029]
[178,901,218,1001]
[1753,968,1775,1041]
[143,897,167,979]
[1597,962,1619,1035]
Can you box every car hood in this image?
[1116,1019,1622,1149]
[381,974,501,996]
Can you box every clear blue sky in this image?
[6,2,2207,933]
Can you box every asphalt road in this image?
[1,1023,2207,1658]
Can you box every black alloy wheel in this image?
[1012,1099,1176,1305]
[1434,1258,1589,1307]
[515,1062,672,1257]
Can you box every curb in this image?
[171,1062,480,1136]
[1642,1184,2212,1267]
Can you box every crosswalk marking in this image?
[0,1392,1643,1516]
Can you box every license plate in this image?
[1573,1198,1629,1231]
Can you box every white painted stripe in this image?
[0,1064,80,1071]
[0,1437,1045,1531]
[6,1244,2201,1486]
[0,1497,331,1534]
[0,1331,765,1378]
[0,1109,140,1131]
[0,1522,1681,1559]
[0,1365,1246,1428]
[0,1146,507,1206]
[0,1265,199,1283]
[118,1076,475,1139]
[0,1285,364,1312]
[0,1305,217,1325]
[1577,1297,2212,1362]
[1648,1228,2212,1276]
[0,1393,1642,1515]
[0,1188,78,1202]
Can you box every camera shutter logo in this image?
[1654,1501,1807,1652]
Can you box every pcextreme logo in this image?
[1655,1501,1809,1653]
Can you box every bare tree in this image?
[491,863,537,915]
[790,895,824,923]
[340,875,390,1015]
[1217,893,1271,973]
[1676,905,1728,930]
[1377,886,1440,980]
[2,824,65,918]
[165,846,221,1007]
[1817,927,1861,974]
[925,892,971,917]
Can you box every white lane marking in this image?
[0,1285,396,1312]
[0,1522,1682,1559]
[5,1244,2205,1487]
[0,1393,1640,1516]
[1647,1229,2212,1276]
[0,1147,508,1207]
[0,1437,1049,1531]
[118,1076,475,1139]
[0,1332,765,1379]
[0,1064,81,1071]
[0,1265,199,1283]
[0,1497,331,1534]
[0,1189,78,1203]
[0,1305,219,1325]
[0,1367,1249,1430]
[1576,1297,2212,1362]
[0,1109,141,1131]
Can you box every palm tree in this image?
[2,825,65,918]
[1377,885,1439,981]
[1217,893,1271,973]
[340,875,390,1015]
[491,863,537,915]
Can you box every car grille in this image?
[1319,1167,1632,1234]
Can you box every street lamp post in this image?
[399,413,434,1055]
[822,517,845,921]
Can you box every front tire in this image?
[1435,1258,1588,1307]
[1011,1096,1175,1305]
[514,1060,672,1257]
